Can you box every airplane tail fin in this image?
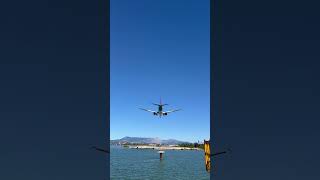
[152,97,168,106]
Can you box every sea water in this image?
[110,146,209,180]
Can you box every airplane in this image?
[139,98,181,117]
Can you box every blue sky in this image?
[110,0,210,142]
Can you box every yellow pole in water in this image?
[204,140,211,172]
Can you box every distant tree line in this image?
[178,143,204,149]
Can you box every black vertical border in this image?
[106,0,110,178]
[210,0,214,179]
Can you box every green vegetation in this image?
[178,143,204,149]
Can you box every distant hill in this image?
[110,136,190,145]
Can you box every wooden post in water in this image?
[158,151,165,160]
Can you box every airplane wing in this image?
[139,108,157,113]
[163,109,181,114]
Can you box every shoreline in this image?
[126,145,202,151]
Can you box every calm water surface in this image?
[110,146,209,180]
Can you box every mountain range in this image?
[110,136,190,145]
